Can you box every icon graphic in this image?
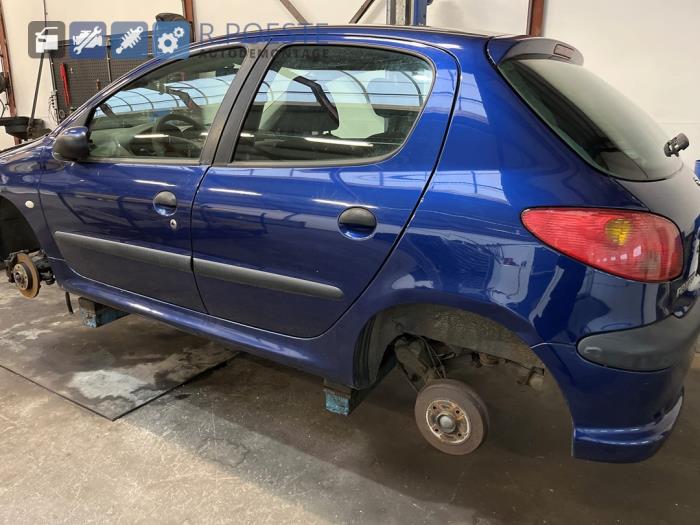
[116,26,143,54]
[27,21,65,58]
[73,27,102,54]
[35,26,59,53]
[69,22,106,59]
[153,22,190,59]
[111,22,148,59]
[157,26,184,54]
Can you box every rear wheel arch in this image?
[353,302,544,389]
[0,197,41,268]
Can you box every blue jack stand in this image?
[323,357,397,415]
[78,297,129,328]
[324,381,366,416]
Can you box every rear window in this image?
[499,58,683,181]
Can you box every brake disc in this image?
[11,252,41,299]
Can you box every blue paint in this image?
[1,26,698,463]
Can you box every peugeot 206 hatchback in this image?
[1,26,698,463]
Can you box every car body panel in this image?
[0,140,58,256]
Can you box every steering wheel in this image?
[155,113,205,134]
[152,113,206,157]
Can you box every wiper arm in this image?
[664,133,690,157]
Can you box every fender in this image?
[0,139,56,262]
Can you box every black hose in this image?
[65,292,74,315]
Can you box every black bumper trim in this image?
[577,302,700,372]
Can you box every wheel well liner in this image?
[354,303,543,389]
[0,197,41,268]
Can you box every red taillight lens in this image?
[522,208,683,283]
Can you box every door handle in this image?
[153,191,177,216]
[338,207,377,239]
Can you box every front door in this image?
[191,38,458,336]
[41,46,253,311]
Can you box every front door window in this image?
[88,48,247,159]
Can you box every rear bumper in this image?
[541,300,699,462]
[573,392,684,463]
[577,299,700,371]
[536,336,695,463]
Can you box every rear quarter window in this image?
[499,58,683,181]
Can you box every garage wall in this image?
[0,0,182,149]
[193,0,529,39]
[544,0,700,167]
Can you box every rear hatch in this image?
[488,37,700,308]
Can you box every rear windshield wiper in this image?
[664,133,690,157]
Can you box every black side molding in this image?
[577,302,700,372]
[54,231,345,301]
[54,231,191,273]
[194,258,344,301]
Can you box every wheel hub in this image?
[12,262,31,291]
[437,413,457,433]
[426,399,471,445]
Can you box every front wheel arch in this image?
[0,197,41,268]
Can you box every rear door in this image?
[191,36,458,336]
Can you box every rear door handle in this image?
[153,191,177,216]
[338,207,377,239]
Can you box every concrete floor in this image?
[0,284,699,524]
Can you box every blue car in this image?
[1,26,697,463]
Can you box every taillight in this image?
[522,208,683,283]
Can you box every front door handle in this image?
[338,207,377,239]
[153,191,177,216]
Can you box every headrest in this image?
[264,79,339,134]
[367,78,421,119]
[266,104,338,134]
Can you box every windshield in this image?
[499,58,683,181]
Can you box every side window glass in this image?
[234,46,434,163]
[88,48,247,160]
